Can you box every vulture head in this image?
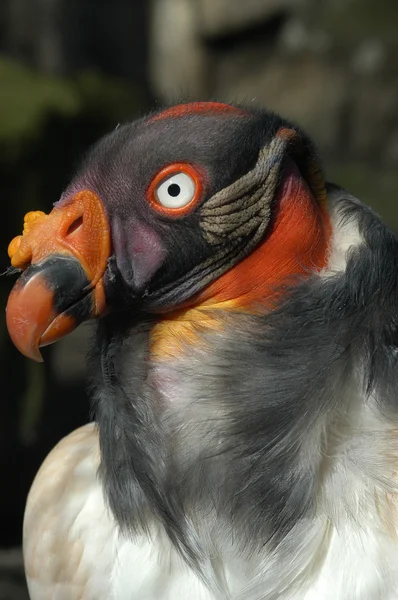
[6,102,329,359]
[6,102,398,598]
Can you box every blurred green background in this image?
[0,0,397,597]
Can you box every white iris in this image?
[155,172,196,208]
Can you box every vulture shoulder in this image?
[23,424,116,600]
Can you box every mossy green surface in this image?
[0,58,79,149]
[0,56,145,160]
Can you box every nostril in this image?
[66,216,83,237]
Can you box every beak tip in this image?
[23,348,44,363]
[28,345,44,363]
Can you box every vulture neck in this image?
[94,190,398,585]
[151,172,331,359]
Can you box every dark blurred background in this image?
[0,0,397,597]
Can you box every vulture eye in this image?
[156,172,195,208]
[148,163,203,217]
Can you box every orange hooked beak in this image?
[6,190,111,362]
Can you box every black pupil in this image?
[168,183,181,197]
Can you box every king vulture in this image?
[6,102,398,600]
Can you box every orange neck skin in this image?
[151,166,331,359]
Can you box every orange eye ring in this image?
[147,163,204,218]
